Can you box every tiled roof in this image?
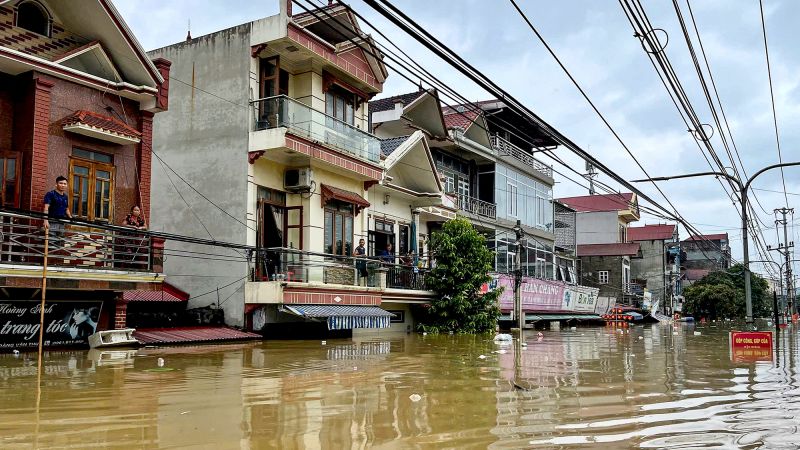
[627,224,677,241]
[62,110,142,140]
[684,269,710,281]
[441,107,481,130]
[132,326,261,345]
[0,7,88,61]
[577,243,640,257]
[123,283,189,303]
[380,135,409,156]
[683,233,728,242]
[321,184,370,208]
[369,90,426,113]
[557,193,635,213]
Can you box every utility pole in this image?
[513,220,524,331]
[584,161,598,195]
[771,207,795,316]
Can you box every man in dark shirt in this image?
[43,176,72,241]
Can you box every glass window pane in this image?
[335,96,344,120]
[345,102,354,125]
[5,182,15,204]
[324,210,333,254]
[326,92,334,116]
[96,170,110,179]
[74,166,89,176]
[81,180,88,216]
[6,158,15,180]
[344,216,353,256]
[335,214,343,255]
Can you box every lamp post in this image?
[633,161,800,325]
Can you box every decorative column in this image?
[30,77,54,210]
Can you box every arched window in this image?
[16,1,51,37]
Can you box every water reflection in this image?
[0,325,799,448]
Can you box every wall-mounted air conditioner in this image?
[284,168,313,192]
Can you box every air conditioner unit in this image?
[284,168,313,192]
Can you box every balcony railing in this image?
[250,95,381,164]
[0,213,157,272]
[252,247,430,291]
[624,283,645,295]
[491,135,553,178]
[454,193,497,220]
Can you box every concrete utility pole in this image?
[772,207,795,315]
[513,220,524,331]
[633,161,800,325]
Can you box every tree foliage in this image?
[418,217,500,333]
[683,264,771,320]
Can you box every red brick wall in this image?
[138,111,153,221]
[114,299,128,329]
[30,77,53,209]
[0,74,13,152]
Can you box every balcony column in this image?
[151,237,165,273]
[113,294,128,330]
[28,77,54,211]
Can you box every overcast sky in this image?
[115,0,800,279]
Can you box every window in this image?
[0,151,21,208]
[598,270,610,284]
[369,219,394,257]
[69,149,114,222]
[16,1,50,37]
[443,173,455,194]
[619,224,627,243]
[325,85,356,125]
[398,224,410,256]
[457,178,470,198]
[507,182,518,217]
[324,200,353,256]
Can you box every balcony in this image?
[252,247,430,291]
[0,212,162,275]
[250,95,381,164]
[454,193,497,220]
[491,135,553,179]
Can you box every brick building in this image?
[0,0,170,348]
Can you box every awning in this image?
[123,282,190,303]
[62,110,142,145]
[321,184,370,215]
[499,313,604,322]
[133,326,261,345]
[280,305,395,330]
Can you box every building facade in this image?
[577,243,640,304]
[0,0,170,347]
[681,233,730,271]
[628,224,680,313]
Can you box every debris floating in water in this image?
[693,331,702,336]
[570,327,577,331]
[157,358,165,367]
[537,332,544,337]
[478,355,486,359]
[494,333,513,342]
[321,340,326,346]
[409,394,422,402]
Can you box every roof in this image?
[281,305,395,318]
[123,283,189,302]
[628,224,677,241]
[557,193,635,213]
[132,326,261,345]
[369,91,426,113]
[683,233,728,242]
[321,184,370,212]
[62,110,142,140]
[577,243,640,257]
[441,107,481,130]
[380,135,409,156]
[684,269,710,281]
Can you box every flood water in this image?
[1,323,799,449]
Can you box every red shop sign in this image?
[729,331,773,362]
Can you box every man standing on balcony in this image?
[43,176,72,243]
[353,238,368,286]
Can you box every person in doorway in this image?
[120,206,147,269]
[379,242,395,265]
[353,238,368,286]
[43,176,72,245]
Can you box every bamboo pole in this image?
[35,226,49,442]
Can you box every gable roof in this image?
[627,224,677,241]
[382,131,443,194]
[380,135,410,157]
[683,233,728,242]
[441,106,481,131]
[577,243,640,257]
[369,91,426,113]
[557,193,635,213]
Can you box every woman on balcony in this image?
[120,206,147,269]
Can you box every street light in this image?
[632,161,800,325]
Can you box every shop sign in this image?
[729,331,773,362]
[0,301,103,349]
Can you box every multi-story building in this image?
[149,1,445,336]
[0,0,170,347]
[628,223,680,313]
[681,233,730,271]
[576,243,641,304]
[553,200,578,283]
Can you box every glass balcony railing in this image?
[250,95,381,164]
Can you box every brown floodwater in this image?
[0,323,798,449]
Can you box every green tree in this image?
[683,264,771,320]
[418,217,501,333]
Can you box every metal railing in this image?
[454,193,497,219]
[491,135,553,178]
[0,213,153,272]
[250,95,381,164]
[252,247,431,291]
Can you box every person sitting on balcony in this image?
[43,176,72,246]
[353,238,368,286]
[120,205,147,269]
[379,242,395,265]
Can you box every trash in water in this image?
[478,355,486,359]
[570,327,577,331]
[638,336,644,340]
[693,331,701,336]
[180,411,190,415]
[495,349,507,354]
[409,394,422,402]
[157,358,165,367]
[321,340,327,346]
[494,333,513,342]
[520,342,528,347]
[537,332,544,337]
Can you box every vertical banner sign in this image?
[0,301,103,349]
[729,331,773,362]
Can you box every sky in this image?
[114,0,800,280]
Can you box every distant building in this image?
[682,233,730,271]
[557,193,640,245]
[628,224,680,313]
[577,243,641,305]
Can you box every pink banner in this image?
[497,275,565,311]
